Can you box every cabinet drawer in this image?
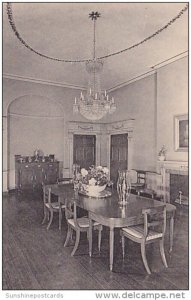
[47,162,58,168]
[15,160,60,190]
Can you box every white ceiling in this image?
[3,2,188,91]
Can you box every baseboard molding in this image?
[3,191,9,196]
[8,188,17,194]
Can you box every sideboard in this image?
[15,160,59,191]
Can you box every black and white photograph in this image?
[2,1,189,298]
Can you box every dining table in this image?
[48,183,176,271]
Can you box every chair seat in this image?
[131,183,145,188]
[45,202,66,210]
[122,225,163,241]
[68,217,100,228]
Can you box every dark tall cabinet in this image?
[15,159,59,191]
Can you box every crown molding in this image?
[3,51,188,93]
[150,50,188,70]
[108,70,156,92]
[3,73,86,91]
[108,51,188,92]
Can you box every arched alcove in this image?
[7,95,65,189]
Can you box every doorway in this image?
[73,135,96,169]
[110,133,128,185]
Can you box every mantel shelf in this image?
[157,160,188,171]
[158,160,188,165]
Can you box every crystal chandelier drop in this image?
[73,11,116,121]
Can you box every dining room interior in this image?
[2,2,189,292]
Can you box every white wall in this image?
[107,75,156,171]
[3,78,89,191]
[109,56,188,170]
[7,95,65,189]
[3,56,188,191]
[157,57,188,161]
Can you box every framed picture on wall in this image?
[174,114,188,151]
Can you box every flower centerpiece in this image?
[74,165,109,196]
[158,145,167,161]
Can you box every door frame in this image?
[108,132,133,175]
[65,120,134,178]
[104,120,134,178]
[67,122,102,177]
[110,133,129,179]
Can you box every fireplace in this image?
[170,173,188,205]
[157,160,188,203]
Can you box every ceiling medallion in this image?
[73,11,116,121]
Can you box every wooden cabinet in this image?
[43,162,59,185]
[15,161,59,191]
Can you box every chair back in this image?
[57,178,73,185]
[43,185,51,205]
[72,164,81,176]
[142,205,167,239]
[65,198,80,228]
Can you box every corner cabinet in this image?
[15,161,59,191]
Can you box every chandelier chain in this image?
[7,3,188,63]
[73,11,116,120]
[93,17,96,95]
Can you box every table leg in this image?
[89,216,93,257]
[59,208,62,230]
[58,196,62,230]
[169,214,174,253]
[109,227,114,271]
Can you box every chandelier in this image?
[73,11,116,121]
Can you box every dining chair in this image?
[120,204,168,274]
[64,198,103,256]
[42,184,66,230]
[130,169,146,194]
[57,178,73,184]
[130,170,157,199]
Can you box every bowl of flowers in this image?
[76,165,109,197]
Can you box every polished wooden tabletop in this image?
[49,183,176,223]
[49,183,176,271]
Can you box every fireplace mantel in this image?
[158,160,188,172]
[157,160,188,202]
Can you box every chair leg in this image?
[64,226,72,247]
[159,239,168,268]
[59,208,62,230]
[121,235,125,259]
[71,228,74,241]
[47,209,53,230]
[42,206,48,224]
[71,230,80,256]
[98,227,102,252]
[141,242,151,275]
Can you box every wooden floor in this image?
[2,191,189,290]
